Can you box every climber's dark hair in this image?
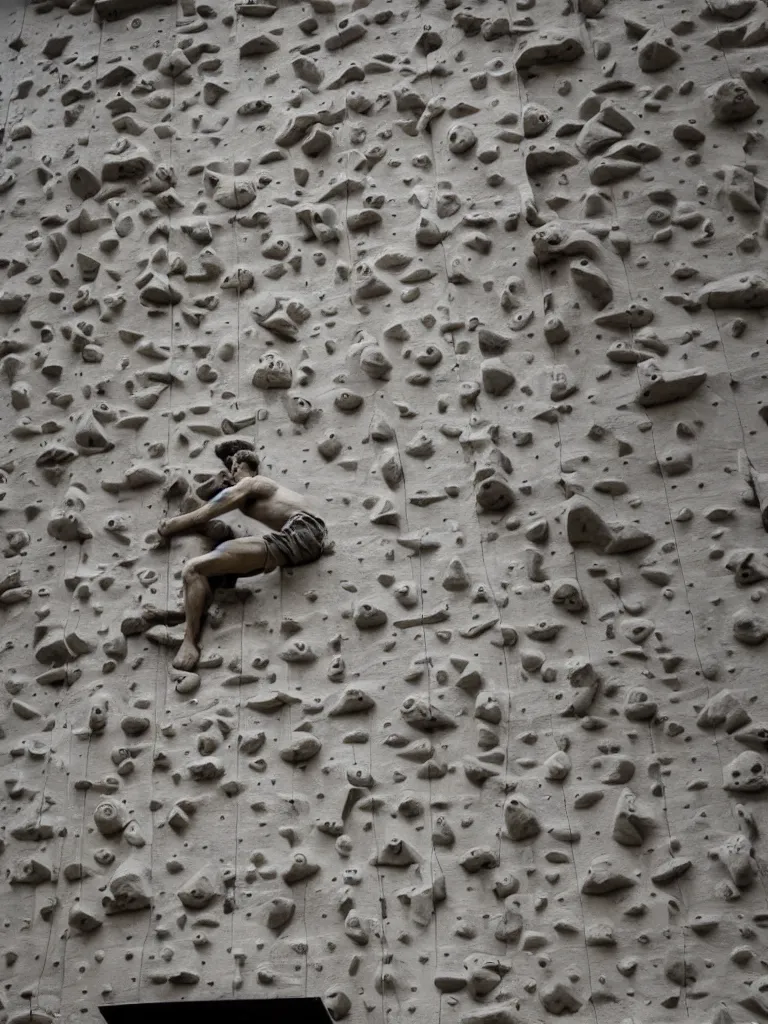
[214,439,260,475]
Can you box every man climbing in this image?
[158,439,328,671]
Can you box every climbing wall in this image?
[2,0,768,1022]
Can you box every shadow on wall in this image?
[100,998,335,1024]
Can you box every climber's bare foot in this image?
[173,638,200,671]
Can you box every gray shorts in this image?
[208,512,327,591]
[261,511,328,569]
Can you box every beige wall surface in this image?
[1,0,768,1022]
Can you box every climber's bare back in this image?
[158,475,321,542]
[206,475,321,531]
